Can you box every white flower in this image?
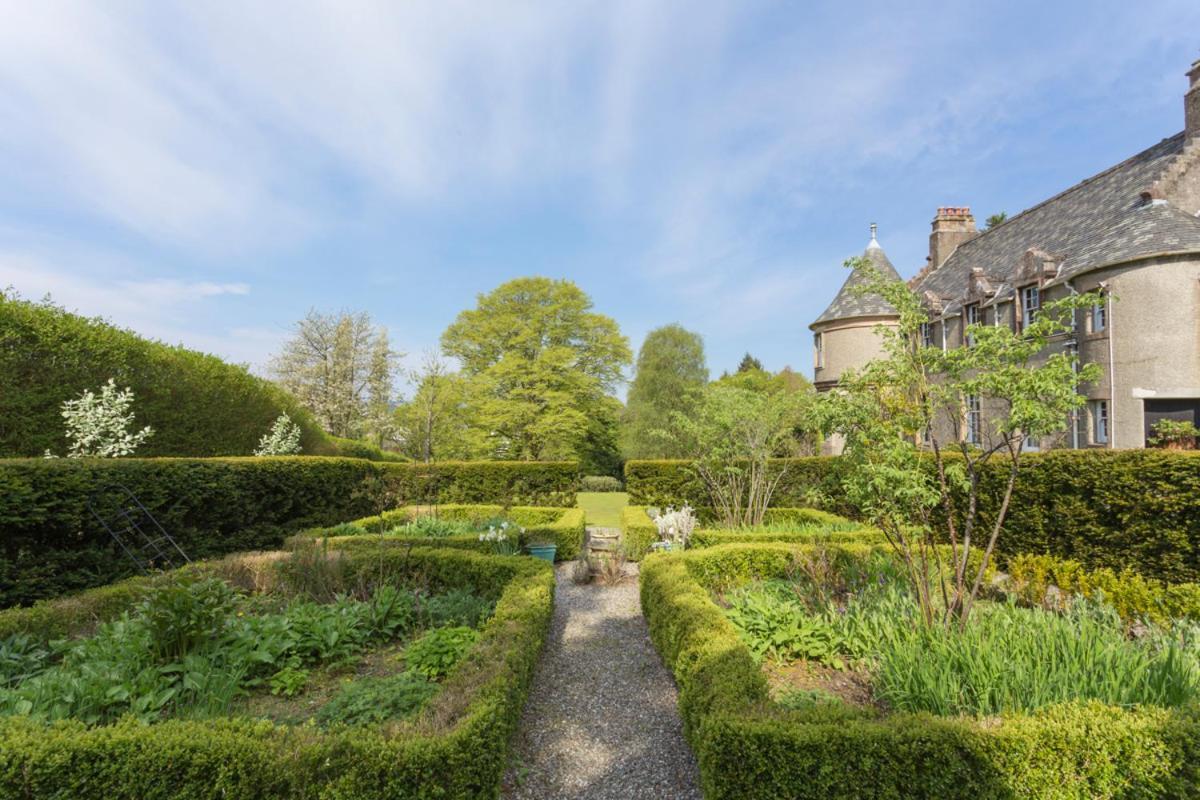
[254,414,303,456]
[55,379,154,458]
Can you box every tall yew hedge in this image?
[0,457,578,606]
[0,293,333,457]
[626,451,1200,583]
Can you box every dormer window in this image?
[963,303,980,347]
[1020,285,1040,331]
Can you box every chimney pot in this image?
[1187,58,1200,142]
[929,206,978,270]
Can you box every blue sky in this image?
[2,2,1199,394]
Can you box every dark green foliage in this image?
[640,544,1200,799]
[0,458,578,605]
[580,475,623,492]
[421,590,494,629]
[0,546,556,798]
[626,451,1200,582]
[404,627,479,679]
[737,353,764,373]
[0,293,333,458]
[316,671,437,727]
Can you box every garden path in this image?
[501,561,702,800]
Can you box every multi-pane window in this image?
[1091,299,1107,333]
[964,304,980,347]
[919,322,933,348]
[814,332,824,369]
[966,395,982,445]
[1092,400,1109,445]
[1021,285,1040,331]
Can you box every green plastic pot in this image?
[526,544,557,563]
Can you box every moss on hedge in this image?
[0,544,555,799]
[640,543,1200,799]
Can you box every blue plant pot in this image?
[526,544,557,563]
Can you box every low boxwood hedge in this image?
[0,543,555,799]
[618,505,874,560]
[640,543,1200,799]
[1006,553,1200,625]
[0,457,578,606]
[304,504,587,561]
[626,451,1200,583]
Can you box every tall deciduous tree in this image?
[820,257,1101,627]
[393,352,477,462]
[621,324,708,460]
[270,310,399,440]
[440,277,630,461]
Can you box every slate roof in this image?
[915,132,1200,303]
[811,237,903,326]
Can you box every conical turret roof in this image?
[810,226,903,328]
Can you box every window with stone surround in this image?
[814,332,824,369]
[1092,399,1109,445]
[966,394,982,445]
[964,303,980,347]
[1020,285,1040,331]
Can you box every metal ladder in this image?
[87,485,191,573]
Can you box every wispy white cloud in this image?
[1,1,1198,376]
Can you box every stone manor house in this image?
[811,58,1200,452]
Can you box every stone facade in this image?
[811,58,1200,452]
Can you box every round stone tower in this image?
[809,225,903,453]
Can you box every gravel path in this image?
[502,560,703,800]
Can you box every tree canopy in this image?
[621,324,708,460]
[440,277,631,461]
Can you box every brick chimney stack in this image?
[1186,58,1200,142]
[929,207,977,270]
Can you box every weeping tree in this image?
[820,257,1101,627]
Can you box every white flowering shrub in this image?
[479,521,523,555]
[653,505,697,549]
[254,414,303,456]
[48,379,154,458]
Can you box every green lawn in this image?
[576,491,628,527]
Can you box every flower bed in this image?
[299,504,586,561]
[0,543,554,799]
[640,542,1200,799]
[618,505,877,560]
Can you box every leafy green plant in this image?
[404,627,479,680]
[316,670,437,727]
[725,588,845,667]
[422,589,494,629]
[269,664,310,697]
[138,577,241,663]
[392,516,477,538]
[0,634,53,689]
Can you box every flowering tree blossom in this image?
[53,379,154,458]
[254,414,303,456]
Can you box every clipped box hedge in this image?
[306,503,587,561]
[618,505,875,560]
[0,457,578,606]
[640,542,1200,799]
[626,451,1200,583]
[0,543,555,799]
